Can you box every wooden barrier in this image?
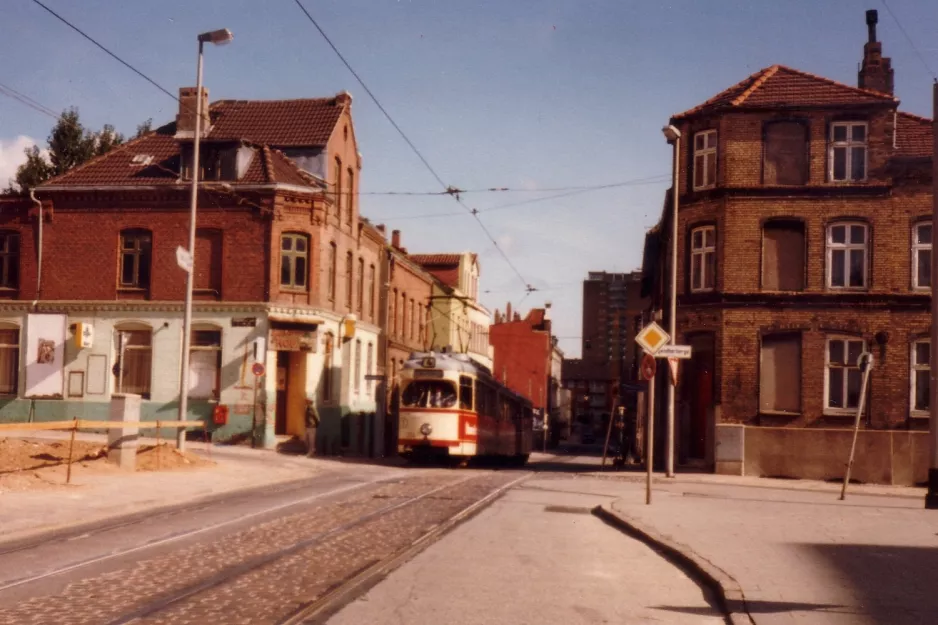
[0,419,206,484]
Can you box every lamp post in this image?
[661,124,681,478]
[927,82,938,509]
[177,28,233,451]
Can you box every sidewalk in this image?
[0,430,396,546]
[597,475,936,625]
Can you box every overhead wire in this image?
[879,0,938,81]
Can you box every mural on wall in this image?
[25,314,67,398]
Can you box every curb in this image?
[593,504,754,625]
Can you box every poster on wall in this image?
[25,314,67,398]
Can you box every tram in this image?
[397,350,533,465]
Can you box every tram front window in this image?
[402,381,458,408]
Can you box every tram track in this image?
[0,469,529,625]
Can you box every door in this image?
[275,351,289,435]
[687,334,715,460]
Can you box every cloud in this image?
[0,136,41,189]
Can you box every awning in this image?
[268,312,325,328]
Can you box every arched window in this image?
[114,323,152,397]
[345,252,354,308]
[328,242,337,301]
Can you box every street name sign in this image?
[655,344,692,359]
[176,246,193,273]
[635,321,670,355]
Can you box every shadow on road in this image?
[653,601,849,618]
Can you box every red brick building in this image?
[0,87,387,455]
[641,10,933,483]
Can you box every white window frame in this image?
[188,328,222,400]
[826,222,868,290]
[0,326,20,396]
[828,122,868,182]
[824,336,867,416]
[690,225,716,292]
[912,222,932,291]
[114,327,153,398]
[693,130,717,190]
[911,338,930,418]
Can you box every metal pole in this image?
[177,42,204,452]
[928,80,938,509]
[646,372,656,505]
[841,353,873,500]
[666,135,680,478]
[601,395,617,470]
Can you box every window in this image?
[0,233,19,289]
[115,328,152,398]
[409,298,416,339]
[119,230,151,289]
[280,233,309,290]
[392,288,398,336]
[354,339,362,393]
[0,328,19,395]
[402,380,457,408]
[690,225,716,292]
[357,257,364,312]
[345,252,353,308]
[460,375,474,410]
[913,222,931,290]
[401,292,407,337]
[189,329,221,399]
[759,334,801,413]
[419,305,426,346]
[328,243,337,301]
[195,229,222,295]
[322,333,334,402]
[762,221,805,291]
[825,337,866,412]
[346,168,354,224]
[764,122,808,185]
[912,339,930,416]
[693,130,717,190]
[827,222,868,289]
[335,157,344,219]
[368,264,376,319]
[366,343,374,394]
[829,122,867,182]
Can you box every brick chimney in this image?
[335,90,353,107]
[858,10,894,95]
[506,302,512,321]
[176,87,210,135]
[391,229,401,249]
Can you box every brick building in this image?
[489,303,555,434]
[410,253,494,370]
[2,87,386,454]
[641,10,933,483]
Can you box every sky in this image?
[2,0,938,358]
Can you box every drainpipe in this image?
[29,190,42,308]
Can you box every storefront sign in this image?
[269,328,318,352]
[232,317,257,328]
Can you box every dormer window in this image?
[180,143,247,181]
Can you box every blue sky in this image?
[2,0,938,357]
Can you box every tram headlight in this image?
[420,423,433,437]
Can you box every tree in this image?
[8,108,125,193]
[134,118,153,138]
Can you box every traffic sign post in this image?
[655,344,692,359]
[251,361,264,449]
[175,246,193,273]
[640,353,657,381]
[252,362,266,377]
[667,358,680,387]
[635,321,670,356]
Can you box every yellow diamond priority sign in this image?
[635,321,670,356]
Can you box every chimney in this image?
[391,229,401,249]
[335,90,353,107]
[176,87,210,135]
[506,302,512,322]
[858,9,894,95]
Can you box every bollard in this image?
[65,417,78,485]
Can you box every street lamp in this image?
[177,28,233,452]
[661,124,681,478]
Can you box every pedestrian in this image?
[305,399,320,457]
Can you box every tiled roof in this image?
[41,125,326,189]
[673,65,897,119]
[205,98,343,146]
[895,112,933,158]
[409,254,463,267]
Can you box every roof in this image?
[204,98,344,146]
[40,125,327,189]
[409,254,464,267]
[895,112,933,158]
[673,65,897,120]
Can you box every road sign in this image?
[655,344,692,359]
[251,362,265,377]
[175,246,193,273]
[667,358,680,386]
[635,321,670,355]
[640,353,657,381]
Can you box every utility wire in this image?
[292,0,533,293]
[879,0,938,81]
[29,0,180,101]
